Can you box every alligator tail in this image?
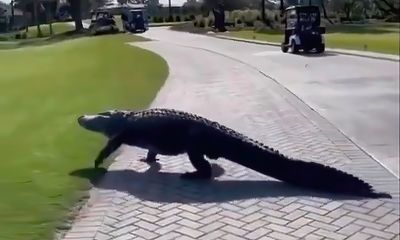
[218,137,392,199]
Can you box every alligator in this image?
[77,108,392,199]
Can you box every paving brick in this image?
[283,209,307,221]
[175,226,204,238]
[321,201,343,211]
[332,215,356,227]
[177,219,203,229]
[242,212,268,223]
[155,232,181,240]
[288,217,313,228]
[266,223,295,234]
[260,209,286,219]
[198,230,226,240]
[280,203,303,213]
[301,206,329,215]
[95,232,112,240]
[309,221,340,231]
[156,216,182,227]
[155,223,181,235]
[222,233,245,240]
[245,227,272,239]
[109,226,137,237]
[314,229,346,240]
[305,213,334,223]
[220,217,246,227]
[290,226,317,238]
[113,234,136,240]
[348,212,378,222]
[337,223,363,235]
[384,221,400,235]
[361,228,395,239]
[221,225,248,236]
[198,214,224,225]
[354,219,386,230]
[369,206,393,218]
[242,220,267,231]
[135,221,159,231]
[265,216,290,225]
[346,232,372,240]
[376,214,399,225]
[132,229,158,240]
[269,231,297,240]
[304,234,324,240]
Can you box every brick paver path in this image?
[60,39,399,240]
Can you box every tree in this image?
[68,0,83,32]
[373,0,399,20]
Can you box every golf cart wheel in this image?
[316,44,325,53]
[289,40,299,54]
[281,43,289,53]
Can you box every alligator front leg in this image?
[94,135,123,168]
[140,150,158,163]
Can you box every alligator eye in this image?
[98,110,114,116]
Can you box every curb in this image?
[214,35,400,62]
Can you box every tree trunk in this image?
[168,0,172,19]
[33,0,43,37]
[261,0,265,23]
[69,0,84,32]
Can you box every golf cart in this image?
[280,5,325,54]
[88,10,119,35]
[120,8,149,33]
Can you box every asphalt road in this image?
[139,27,400,178]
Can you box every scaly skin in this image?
[77,108,392,198]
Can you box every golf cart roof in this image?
[285,5,320,12]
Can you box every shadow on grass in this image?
[69,162,370,204]
[0,29,106,50]
[326,24,399,34]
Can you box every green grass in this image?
[0,33,168,240]
[224,22,400,55]
[0,23,76,50]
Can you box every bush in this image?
[208,19,214,27]
[15,33,21,39]
[153,16,158,22]
[21,32,27,39]
[245,21,254,27]
[237,19,242,24]
[189,15,195,20]
[199,18,205,28]
[184,16,191,21]
[158,17,164,23]
[193,20,198,27]
[176,15,181,22]
[167,16,174,22]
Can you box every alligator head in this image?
[78,109,131,138]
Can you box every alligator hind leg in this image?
[180,151,212,180]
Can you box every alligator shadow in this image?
[69,162,367,203]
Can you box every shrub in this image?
[208,19,214,27]
[176,15,181,22]
[193,20,198,27]
[15,33,21,39]
[199,18,205,28]
[237,19,242,24]
[167,16,174,22]
[189,15,195,20]
[245,21,254,27]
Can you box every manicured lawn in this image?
[0,23,76,50]
[224,22,400,55]
[0,33,168,240]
